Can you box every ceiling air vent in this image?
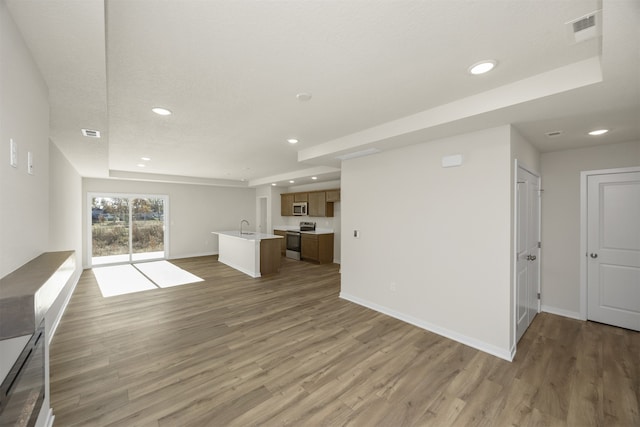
[545,131,563,138]
[573,15,595,33]
[566,10,602,43]
[81,129,101,138]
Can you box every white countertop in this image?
[212,230,284,241]
[273,226,334,235]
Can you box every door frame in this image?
[513,160,541,347]
[87,192,170,267]
[579,166,640,320]
[256,196,269,234]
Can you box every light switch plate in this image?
[442,153,463,168]
[10,139,17,168]
[27,151,34,175]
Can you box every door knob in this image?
[590,253,598,259]
[530,255,536,261]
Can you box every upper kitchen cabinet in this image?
[294,193,308,202]
[308,191,334,217]
[281,189,340,217]
[325,189,340,202]
[281,193,294,216]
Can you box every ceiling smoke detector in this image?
[81,129,101,138]
[566,10,602,43]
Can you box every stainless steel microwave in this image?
[293,202,308,216]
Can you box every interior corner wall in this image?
[540,140,640,318]
[47,140,83,330]
[340,126,513,359]
[0,0,50,278]
[82,178,256,267]
[511,126,541,173]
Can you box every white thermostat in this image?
[441,154,463,168]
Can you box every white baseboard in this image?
[541,305,584,321]
[36,408,54,427]
[168,251,217,260]
[339,292,513,362]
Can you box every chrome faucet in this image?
[240,219,250,235]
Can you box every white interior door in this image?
[516,166,541,342]
[587,171,640,331]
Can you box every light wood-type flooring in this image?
[50,256,639,426]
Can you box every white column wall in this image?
[340,126,513,359]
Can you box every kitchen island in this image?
[212,231,283,278]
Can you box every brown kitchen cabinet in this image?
[273,229,287,255]
[301,233,334,264]
[281,189,339,217]
[308,191,334,217]
[325,189,340,202]
[281,193,294,216]
[259,238,282,275]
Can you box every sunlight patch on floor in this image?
[93,264,157,297]
[135,261,204,288]
[93,261,204,297]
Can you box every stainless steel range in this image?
[286,221,316,260]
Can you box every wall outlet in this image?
[390,282,397,292]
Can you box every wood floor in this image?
[50,256,639,426]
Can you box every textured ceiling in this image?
[6,0,639,187]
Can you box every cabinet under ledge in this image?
[212,231,283,278]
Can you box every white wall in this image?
[341,126,513,359]
[0,0,51,387]
[511,127,540,173]
[47,141,83,332]
[82,178,256,267]
[0,0,50,278]
[1,5,83,425]
[540,140,640,318]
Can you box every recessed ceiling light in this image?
[468,60,497,75]
[289,180,295,184]
[287,138,299,144]
[152,107,172,116]
[588,129,609,136]
[271,183,277,186]
[311,176,318,180]
[141,157,151,161]
[296,92,312,102]
[137,163,146,168]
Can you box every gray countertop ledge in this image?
[0,251,75,340]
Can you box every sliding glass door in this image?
[90,194,167,266]
[131,197,165,262]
